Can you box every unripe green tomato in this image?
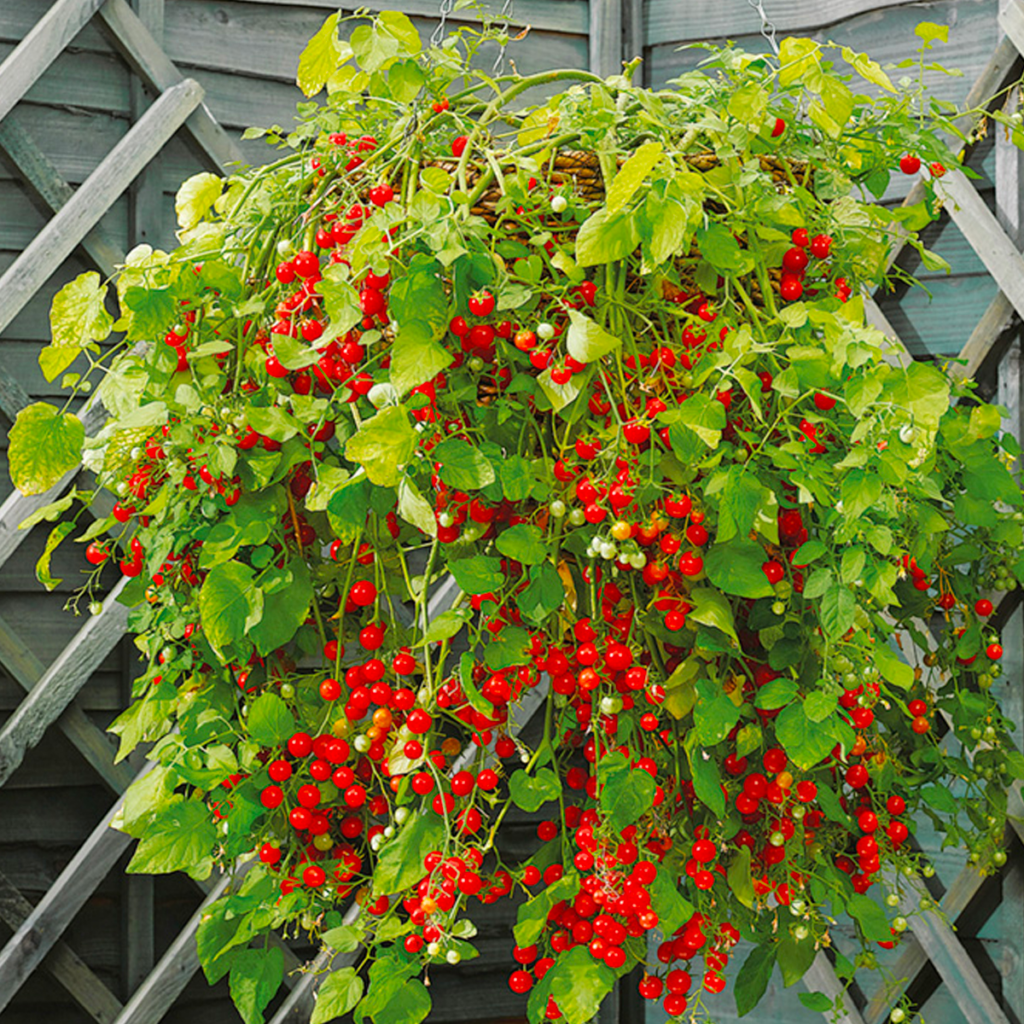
[280,683,296,700]
[774,580,792,599]
[978,673,993,690]
[792,924,810,941]
[993,850,1008,867]
[568,508,585,526]
[769,830,785,847]
[892,916,908,933]
[922,864,936,878]
[277,239,294,257]
[919,897,934,910]
[890,1008,907,1023]
[885,893,900,907]
[89,600,104,616]
[790,899,807,915]
[550,499,566,518]
[771,600,786,615]
[550,195,568,213]
[446,949,461,964]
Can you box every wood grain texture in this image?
[0,77,203,340]
[0,579,129,787]
[0,606,133,794]
[590,0,622,74]
[96,0,247,173]
[0,115,127,277]
[0,763,143,1015]
[0,0,107,125]
[0,869,124,1024]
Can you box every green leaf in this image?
[126,798,216,880]
[514,873,579,946]
[246,406,299,442]
[421,607,471,644]
[484,626,532,670]
[247,692,296,747]
[390,321,452,396]
[251,559,313,656]
[565,309,622,364]
[598,751,656,831]
[605,142,663,213]
[688,587,737,642]
[778,37,821,87]
[643,194,691,265]
[345,406,416,487]
[820,584,857,640]
[42,272,113,380]
[756,677,799,709]
[396,478,437,538]
[373,812,445,895]
[575,207,640,268]
[685,732,725,816]
[715,467,765,542]
[841,546,866,585]
[800,992,834,1012]
[847,893,892,942]
[875,642,913,689]
[728,82,770,128]
[297,12,342,96]
[915,20,950,46]
[696,224,754,274]
[670,392,727,447]
[881,361,950,429]
[735,944,776,1016]
[8,403,84,495]
[776,703,836,769]
[388,58,426,103]
[447,554,504,594]
[316,267,363,338]
[705,541,774,599]
[841,469,883,520]
[694,677,743,744]
[727,846,755,909]
[229,947,283,1024]
[312,967,364,1023]
[537,367,584,412]
[841,46,895,92]
[518,562,565,625]
[35,521,73,591]
[495,523,547,565]
[176,172,223,230]
[547,945,617,1024]
[777,932,816,987]
[433,437,495,490]
[199,560,263,660]
[378,10,422,54]
[649,869,693,934]
[322,925,364,953]
[509,767,561,812]
[804,690,837,723]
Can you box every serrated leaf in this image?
[126,798,215,880]
[42,272,113,380]
[298,13,342,96]
[9,404,84,496]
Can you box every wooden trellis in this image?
[0,2,1021,1024]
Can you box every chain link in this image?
[492,0,515,75]
[746,0,779,55]
[430,0,456,48]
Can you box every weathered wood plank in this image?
[0,77,203,340]
[644,0,909,44]
[121,875,154,997]
[109,870,235,1024]
[0,606,131,795]
[931,167,1024,326]
[128,0,166,248]
[0,579,129,787]
[0,0,107,126]
[0,42,130,114]
[0,869,125,1024]
[954,290,1018,379]
[1000,0,1024,60]
[96,0,248,172]
[0,759,142,1015]
[589,0,622,75]
[0,115,126,277]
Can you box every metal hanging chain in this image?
[430,0,456,48]
[492,0,515,76]
[747,0,779,56]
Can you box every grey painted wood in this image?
[803,953,866,1024]
[589,0,622,75]
[121,875,155,997]
[0,77,203,340]
[0,578,129,787]
[932,167,1024,329]
[955,290,1018,379]
[128,0,166,248]
[0,869,125,1024]
[96,0,246,173]
[0,608,134,793]
[0,0,107,126]
[0,114,126,276]
[644,0,910,44]
[1001,0,1024,58]
[0,760,141,1015]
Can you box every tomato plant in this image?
[9,11,1024,1024]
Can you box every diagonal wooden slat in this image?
[0,76,203,340]
[96,0,246,173]
[804,953,867,1024]
[0,608,135,793]
[0,114,126,278]
[1001,0,1024,64]
[0,869,125,1024]
[0,578,129,787]
[0,0,107,126]
[0,756,144,1014]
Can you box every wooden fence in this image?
[0,2,1021,1024]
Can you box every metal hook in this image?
[747,0,779,56]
